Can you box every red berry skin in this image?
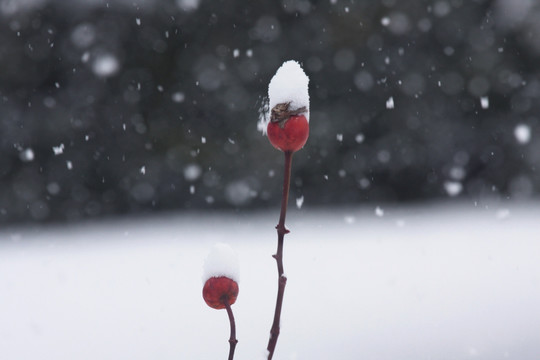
[203,276,239,309]
[267,115,309,152]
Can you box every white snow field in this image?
[1,202,539,360]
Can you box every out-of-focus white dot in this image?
[359,178,370,189]
[377,150,391,163]
[71,23,96,49]
[47,182,61,195]
[417,18,432,32]
[172,92,185,103]
[225,180,253,206]
[387,12,411,35]
[176,0,200,12]
[449,166,466,181]
[514,124,531,144]
[92,53,120,78]
[184,164,202,181]
[19,148,34,162]
[444,46,456,56]
[354,70,374,92]
[444,181,462,197]
[81,51,90,63]
[433,1,451,17]
[43,96,56,108]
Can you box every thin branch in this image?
[267,150,293,359]
[223,298,238,360]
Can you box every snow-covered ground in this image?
[1,203,539,360]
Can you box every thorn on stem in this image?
[275,224,290,234]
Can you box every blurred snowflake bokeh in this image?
[1,0,539,224]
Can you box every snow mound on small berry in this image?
[268,60,310,122]
[202,242,240,282]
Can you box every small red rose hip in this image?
[203,276,239,309]
[267,114,309,152]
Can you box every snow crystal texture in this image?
[202,242,240,282]
[268,60,310,121]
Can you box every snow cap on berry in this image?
[268,60,310,122]
[203,242,240,282]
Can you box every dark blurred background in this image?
[1,0,539,224]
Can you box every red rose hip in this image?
[203,276,239,309]
[267,114,309,152]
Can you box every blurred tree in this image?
[0,0,538,224]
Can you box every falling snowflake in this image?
[52,144,64,155]
[296,196,304,209]
[480,96,489,109]
[386,96,394,109]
